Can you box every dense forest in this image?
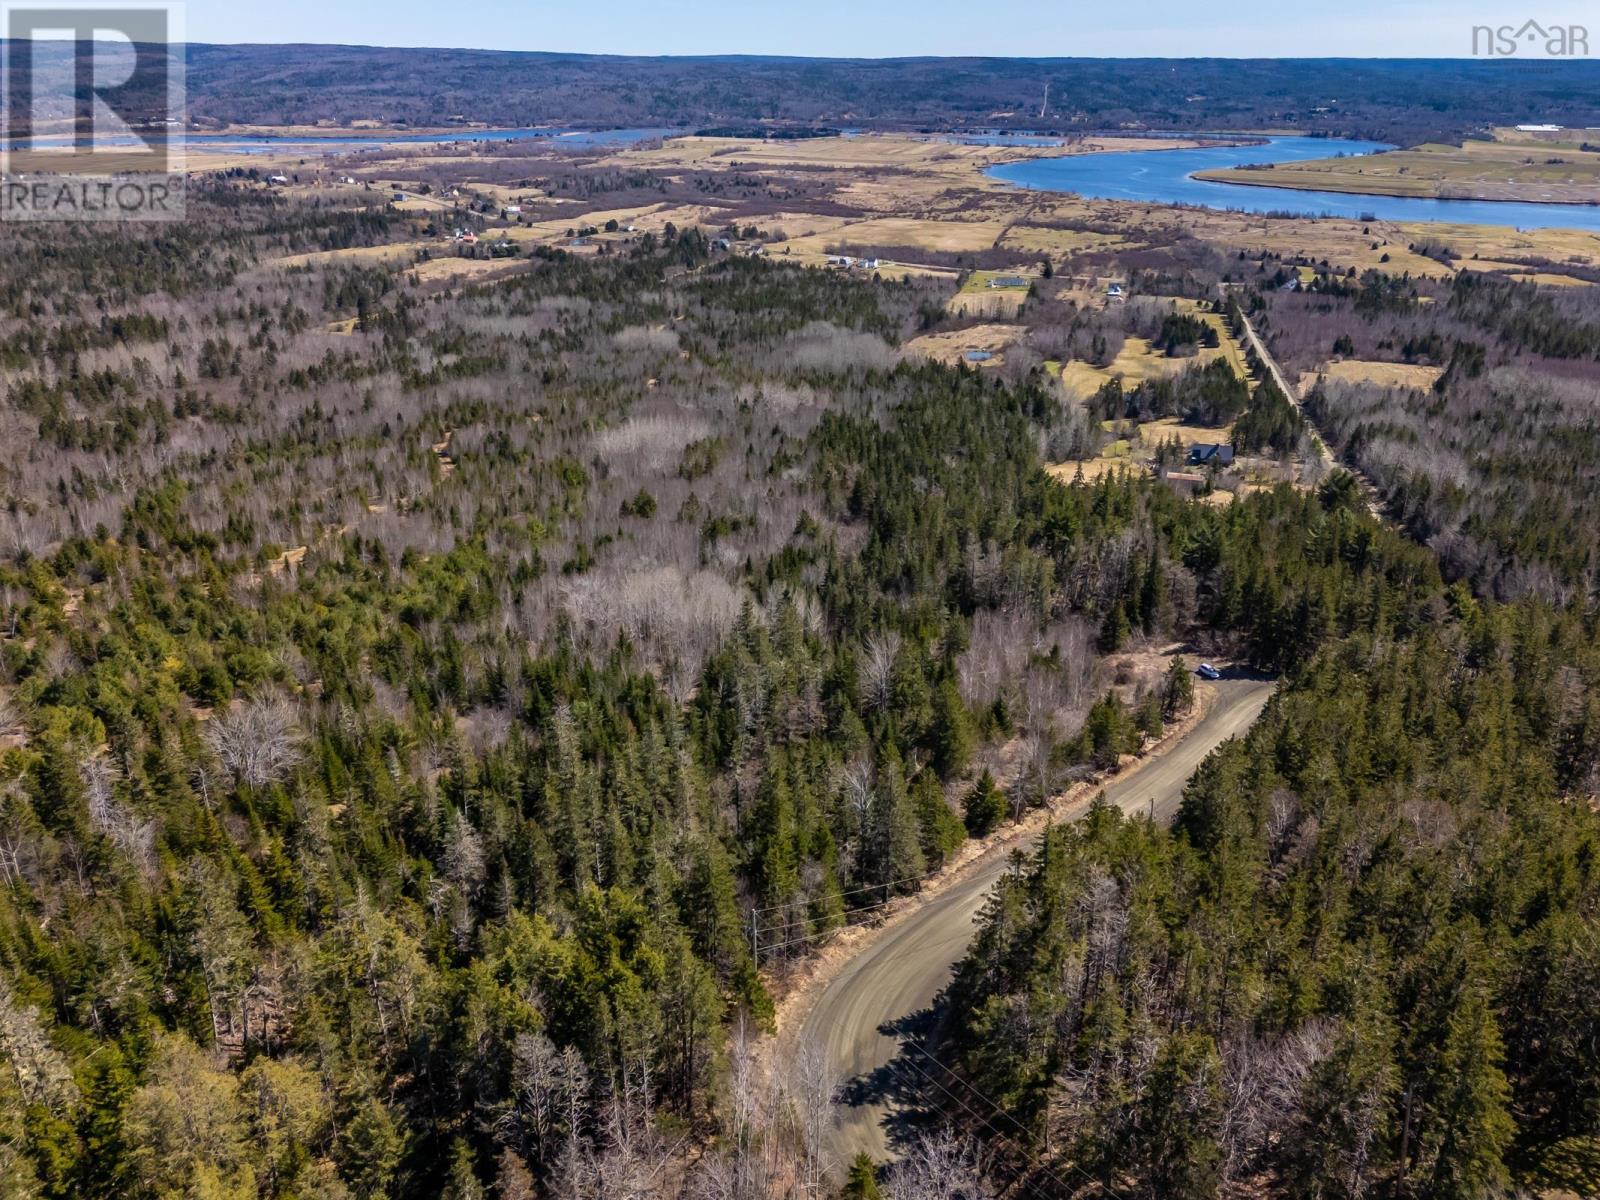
[941,259,1600,1197]
[947,491,1600,1196]
[2,166,1598,1200]
[1260,262,1600,600]
[0,188,1394,1199]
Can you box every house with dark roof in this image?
[1187,443,1235,468]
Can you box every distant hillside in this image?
[170,48,1600,143]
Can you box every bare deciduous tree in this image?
[81,755,156,874]
[0,691,23,742]
[884,1128,993,1200]
[860,630,901,713]
[203,697,306,789]
[783,1038,838,1197]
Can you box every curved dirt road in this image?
[800,674,1275,1167]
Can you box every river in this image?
[986,135,1600,232]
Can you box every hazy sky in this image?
[183,0,1597,57]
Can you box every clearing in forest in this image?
[1310,360,1444,391]
[902,322,1023,365]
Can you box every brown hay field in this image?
[901,322,1024,364]
[1055,336,1236,401]
[1398,221,1600,267]
[272,242,424,270]
[778,215,1009,255]
[1000,225,1132,255]
[1310,360,1445,390]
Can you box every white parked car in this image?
[1196,663,1222,681]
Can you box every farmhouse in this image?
[1106,282,1124,298]
[1188,443,1235,467]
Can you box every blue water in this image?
[987,135,1600,231]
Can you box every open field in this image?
[1195,137,1600,204]
[1509,271,1592,286]
[610,132,1210,211]
[999,225,1132,256]
[274,242,425,270]
[409,255,528,283]
[777,215,1009,255]
[1309,359,1444,391]
[494,203,674,242]
[901,322,1023,364]
[957,268,1033,294]
[611,132,1203,176]
[946,268,1034,316]
[1390,220,1600,271]
[1053,334,1238,401]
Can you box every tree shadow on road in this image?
[832,1002,954,1154]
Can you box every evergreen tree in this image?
[929,679,975,779]
[867,749,926,894]
[963,770,1007,837]
[1419,991,1515,1200]
[911,770,965,866]
[1136,1033,1224,1200]
[1162,655,1195,718]
[841,1151,883,1199]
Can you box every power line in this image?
[752,895,902,957]
[898,1041,1102,1199]
[891,1052,1060,1200]
[752,873,938,961]
[750,872,933,916]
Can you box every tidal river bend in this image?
[988,135,1600,231]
